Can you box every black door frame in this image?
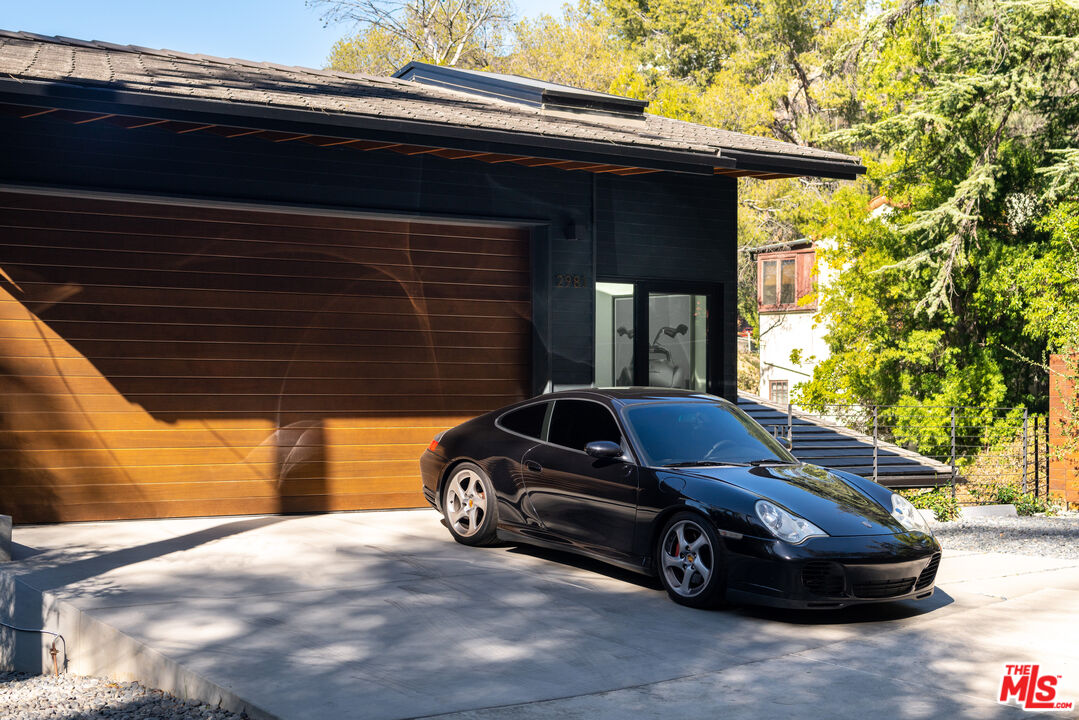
[598,278,724,396]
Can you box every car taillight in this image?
[428,438,440,451]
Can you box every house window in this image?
[761,258,795,306]
[770,380,788,405]
[758,250,815,311]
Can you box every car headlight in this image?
[890,493,931,533]
[754,500,827,544]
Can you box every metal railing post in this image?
[1034,415,1040,498]
[872,405,878,483]
[950,406,957,500]
[1022,408,1029,494]
[1045,413,1050,498]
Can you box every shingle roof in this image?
[0,30,864,177]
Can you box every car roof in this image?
[531,387,731,407]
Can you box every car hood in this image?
[679,463,906,536]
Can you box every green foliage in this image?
[327,25,411,75]
[975,481,1056,516]
[317,0,512,73]
[490,1,625,91]
[798,0,1079,423]
[900,488,960,521]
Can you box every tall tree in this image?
[491,1,628,92]
[798,0,1079,412]
[312,0,512,73]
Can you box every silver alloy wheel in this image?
[660,519,714,598]
[445,467,489,537]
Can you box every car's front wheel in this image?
[656,512,727,608]
[442,462,498,546]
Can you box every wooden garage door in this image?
[0,190,531,523]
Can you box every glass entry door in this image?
[595,281,718,393]
[645,291,708,392]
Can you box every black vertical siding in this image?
[0,114,737,396]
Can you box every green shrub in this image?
[900,488,960,522]
[977,482,1056,516]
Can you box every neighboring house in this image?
[749,198,897,403]
[749,238,834,403]
[0,31,863,523]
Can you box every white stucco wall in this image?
[757,239,836,401]
[758,311,829,400]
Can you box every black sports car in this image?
[420,388,941,609]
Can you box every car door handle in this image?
[525,460,542,473]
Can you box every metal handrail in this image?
[754,401,1048,497]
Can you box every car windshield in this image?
[622,401,797,467]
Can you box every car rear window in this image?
[548,400,622,451]
[499,402,548,439]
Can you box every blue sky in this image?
[2,0,565,69]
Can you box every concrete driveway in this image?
[4,510,1078,719]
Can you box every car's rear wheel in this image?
[656,512,727,608]
[442,463,498,546]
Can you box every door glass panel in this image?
[648,292,708,391]
[595,282,635,386]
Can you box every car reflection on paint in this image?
[419,388,941,609]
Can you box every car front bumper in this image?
[721,530,942,609]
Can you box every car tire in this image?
[442,462,499,547]
[656,511,727,608]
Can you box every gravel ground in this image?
[0,672,247,720]
[932,513,1079,559]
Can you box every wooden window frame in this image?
[757,248,817,313]
[769,379,789,405]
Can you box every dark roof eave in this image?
[0,76,739,176]
[740,238,815,255]
[719,147,865,180]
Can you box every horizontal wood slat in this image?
[1,357,525,379]
[5,477,427,503]
[1,337,529,363]
[0,218,531,257]
[0,194,528,239]
[2,285,530,315]
[3,492,428,524]
[0,191,531,522]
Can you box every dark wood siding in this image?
[0,112,742,522]
[0,191,531,522]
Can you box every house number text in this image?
[555,273,587,288]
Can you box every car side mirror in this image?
[585,441,623,459]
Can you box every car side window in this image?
[548,400,622,452]
[499,402,548,439]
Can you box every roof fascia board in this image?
[0,78,733,175]
[720,147,865,180]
